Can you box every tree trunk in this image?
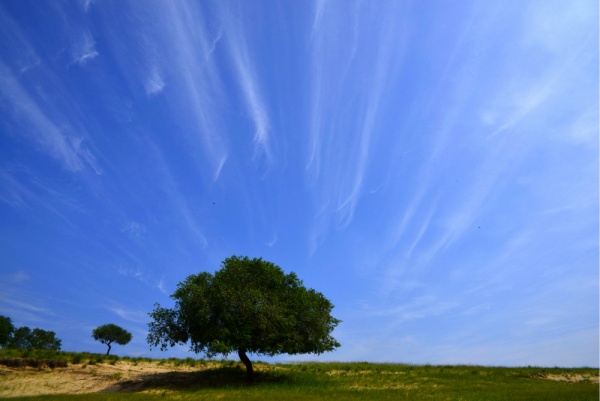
[237,349,253,378]
[106,343,111,356]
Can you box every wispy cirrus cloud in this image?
[0,271,30,285]
[339,3,598,363]
[8,271,30,283]
[0,283,57,326]
[70,31,99,65]
[81,0,95,13]
[0,167,87,231]
[222,11,272,166]
[154,1,229,181]
[146,140,208,249]
[380,0,596,278]
[117,264,166,294]
[306,1,408,252]
[0,169,30,207]
[107,305,149,324]
[0,10,40,73]
[121,221,147,239]
[0,62,101,174]
[144,67,166,96]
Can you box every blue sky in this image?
[0,0,597,367]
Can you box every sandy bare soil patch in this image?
[0,360,218,397]
[530,372,599,383]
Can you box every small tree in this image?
[0,315,15,349]
[92,324,132,355]
[148,255,341,377]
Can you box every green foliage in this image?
[0,316,61,351]
[0,315,15,348]
[9,327,32,349]
[29,328,62,351]
[92,324,132,355]
[147,255,340,368]
[5,325,61,351]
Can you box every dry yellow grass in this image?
[0,360,217,397]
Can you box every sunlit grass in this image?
[1,350,598,401]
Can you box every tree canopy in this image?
[29,328,62,350]
[0,316,15,348]
[148,255,341,376]
[0,316,62,351]
[92,324,133,355]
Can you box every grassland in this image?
[1,349,597,400]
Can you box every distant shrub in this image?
[0,357,67,369]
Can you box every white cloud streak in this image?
[117,263,166,294]
[108,305,149,324]
[144,66,165,96]
[121,221,147,239]
[8,271,30,283]
[0,61,101,174]
[0,284,58,327]
[341,5,598,365]
[70,31,99,65]
[82,0,95,13]
[0,10,41,73]
[379,0,597,286]
[223,17,272,166]
[306,1,407,252]
[156,1,229,181]
[146,140,208,248]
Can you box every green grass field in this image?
[1,350,598,400]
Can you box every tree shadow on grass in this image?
[100,366,292,393]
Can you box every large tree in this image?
[92,324,132,355]
[148,256,341,377]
